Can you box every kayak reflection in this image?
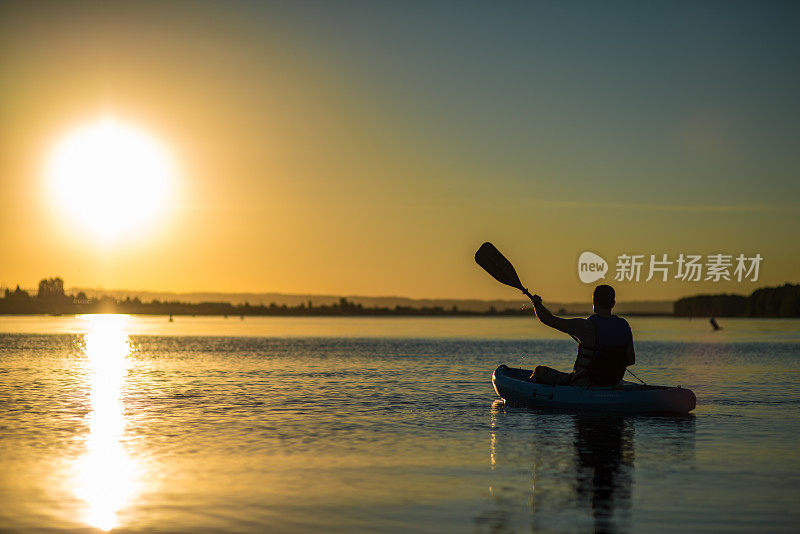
[479,401,695,533]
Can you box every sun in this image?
[46,118,176,242]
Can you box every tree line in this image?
[674,283,800,317]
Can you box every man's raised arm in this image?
[530,295,586,341]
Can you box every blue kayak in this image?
[492,365,696,414]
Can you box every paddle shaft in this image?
[521,288,533,300]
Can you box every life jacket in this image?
[574,314,632,386]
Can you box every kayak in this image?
[492,365,696,414]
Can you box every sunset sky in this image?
[1,1,798,302]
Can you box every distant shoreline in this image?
[0,311,677,318]
[3,279,798,318]
[0,297,669,318]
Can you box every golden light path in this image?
[74,314,139,531]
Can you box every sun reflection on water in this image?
[74,314,138,531]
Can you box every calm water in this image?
[1,315,799,533]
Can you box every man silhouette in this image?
[529,284,635,386]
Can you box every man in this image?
[529,284,635,386]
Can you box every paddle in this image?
[475,241,584,355]
[474,242,534,301]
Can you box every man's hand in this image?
[531,294,543,305]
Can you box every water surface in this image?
[1,316,798,532]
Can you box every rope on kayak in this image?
[626,368,646,385]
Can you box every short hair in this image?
[593,284,615,308]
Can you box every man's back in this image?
[572,314,634,385]
[529,286,636,386]
[530,313,635,385]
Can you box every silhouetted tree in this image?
[10,285,31,300]
[37,277,66,300]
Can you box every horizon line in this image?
[536,199,797,213]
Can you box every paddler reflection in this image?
[479,402,695,533]
[573,415,634,532]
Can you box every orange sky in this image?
[1,2,798,302]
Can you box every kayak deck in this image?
[492,365,696,414]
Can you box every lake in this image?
[1,315,799,532]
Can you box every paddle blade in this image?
[474,242,526,292]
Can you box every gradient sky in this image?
[1,1,798,302]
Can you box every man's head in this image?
[593,284,615,313]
